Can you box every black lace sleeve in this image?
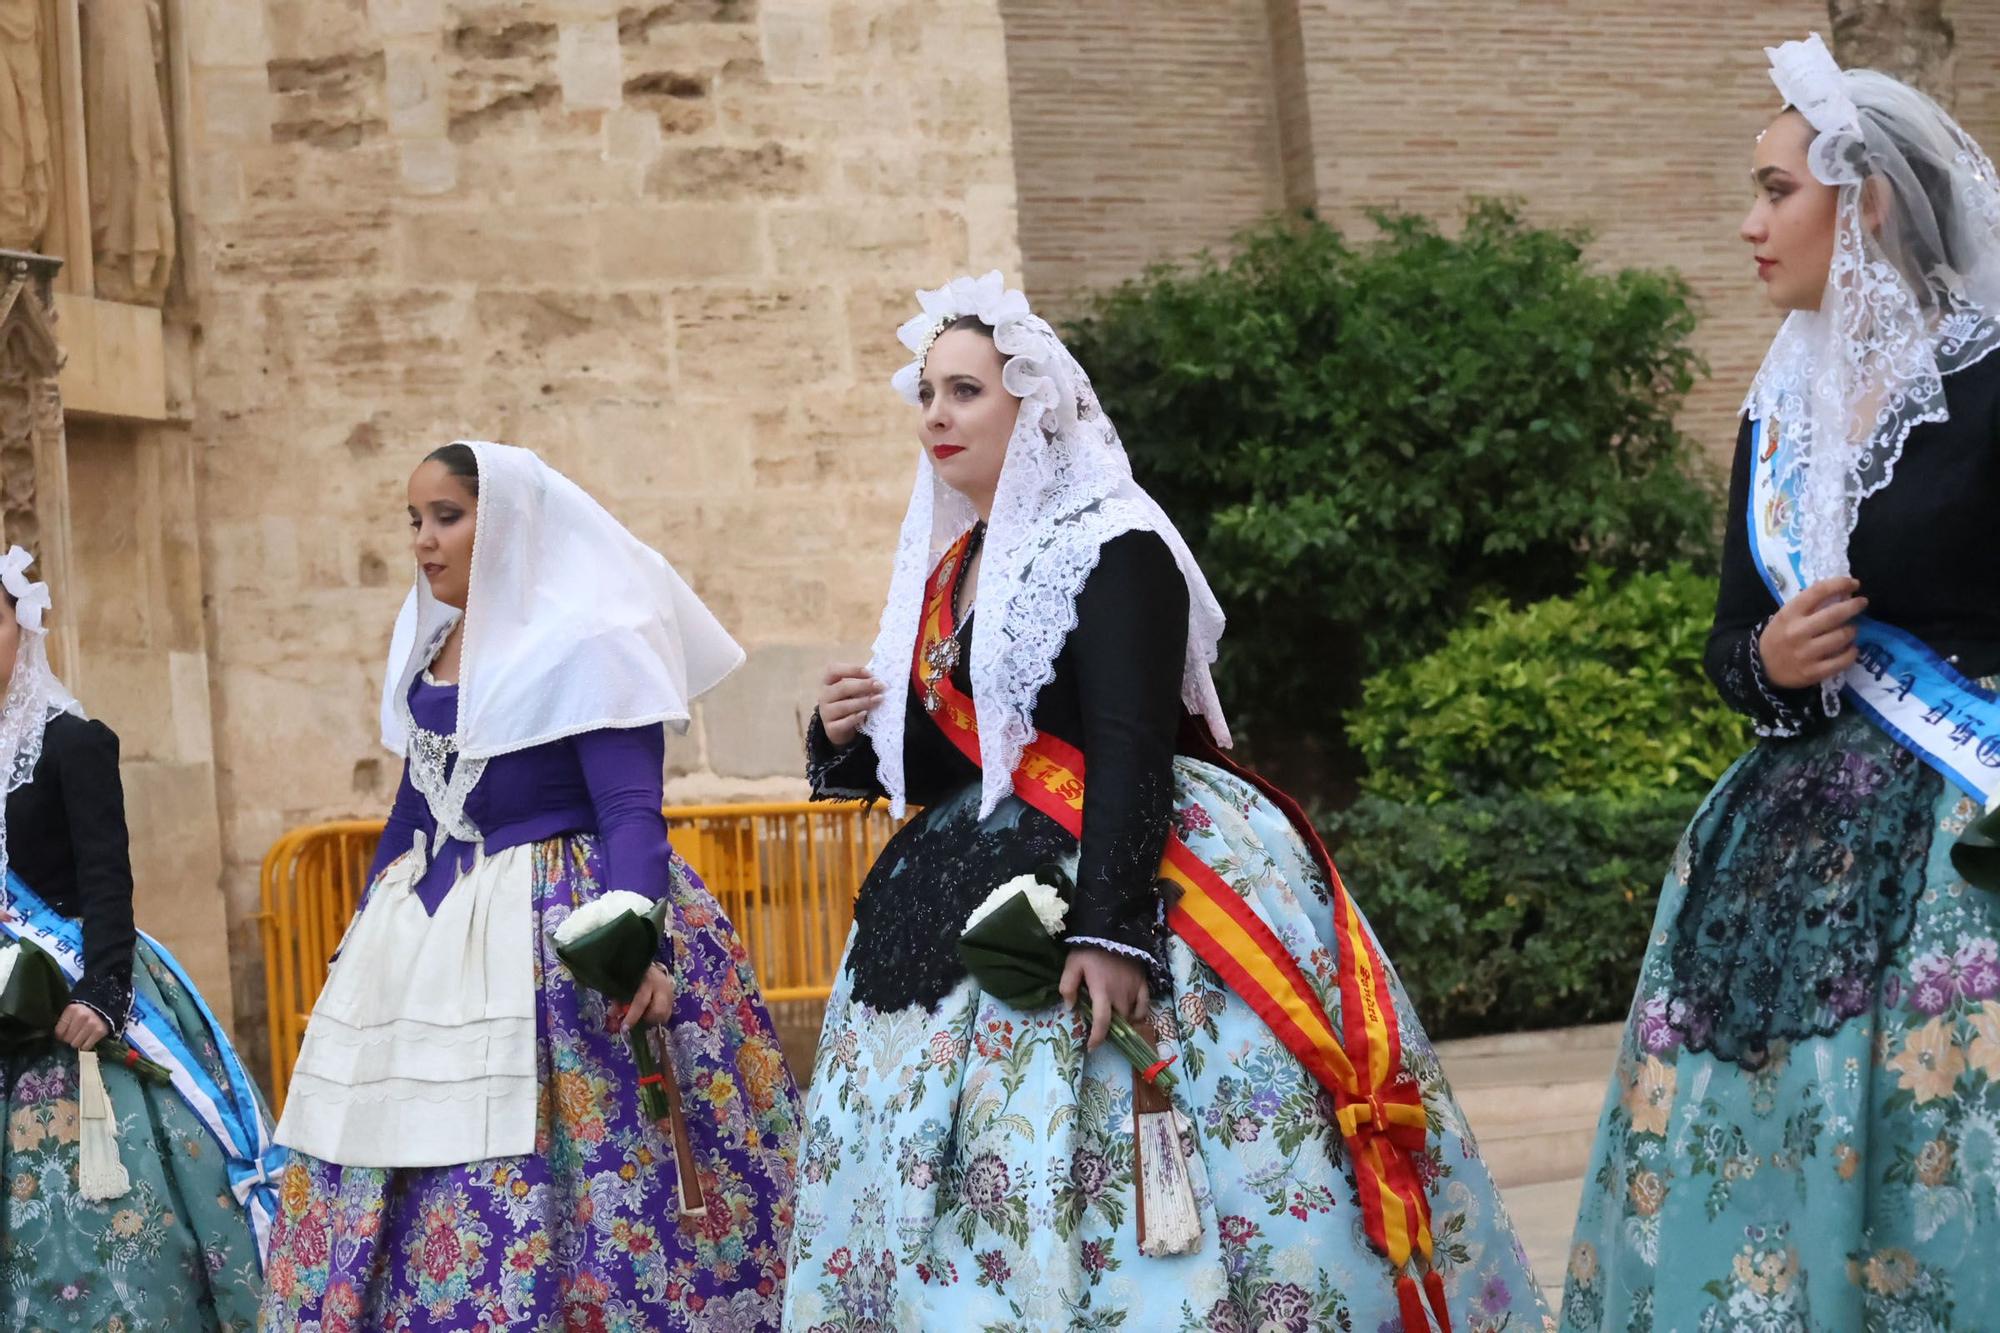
[806,710,885,801]
[58,719,136,1033]
[1703,416,1831,739]
[1065,531,1189,960]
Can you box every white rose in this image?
[963,874,1069,937]
[553,889,657,946]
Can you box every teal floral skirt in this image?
[0,938,266,1331]
[1563,711,2000,1330]
[786,757,1551,1333]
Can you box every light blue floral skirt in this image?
[786,757,1551,1332]
[1563,712,2000,1330]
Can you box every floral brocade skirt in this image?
[1563,711,2000,1330]
[261,837,803,1332]
[0,937,267,1331]
[785,757,1551,1332]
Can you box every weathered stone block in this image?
[768,205,964,280]
[557,19,623,108]
[672,285,844,392]
[759,0,830,82]
[369,0,446,37]
[261,0,372,61]
[621,69,717,135]
[402,210,584,279]
[268,49,389,148]
[469,289,674,396]
[647,141,818,199]
[386,42,449,136]
[399,136,459,192]
[122,758,234,1025]
[187,0,273,68]
[211,206,394,283]
[591,205,765,282]
[698,644,834,780]
[198,69,275,142]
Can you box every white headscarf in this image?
[1751,35,2000,705]
[863,273,1230,818]
[0,547,85,886]
[379,442,744,839]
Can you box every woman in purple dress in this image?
[262,441,802,1332]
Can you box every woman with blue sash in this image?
[0,547,278,1330]
[1561,36,2000,1331]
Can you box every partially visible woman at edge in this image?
[785,274,1551,1332]
[0,546,277,1330]
[1562,35,2000,1331]
[262,441,802,1331]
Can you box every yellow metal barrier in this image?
[257,801,905,1113]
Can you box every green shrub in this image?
[1324,790,1699,1038]
[1351,565,1750,803]
[1063,203,1718,761]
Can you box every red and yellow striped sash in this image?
[915,531,1451,1331]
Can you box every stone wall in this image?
[173,0,1021,1061]
[63,416,235,1026]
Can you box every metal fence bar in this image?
[257,801,905,1113]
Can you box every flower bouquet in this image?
[552,890,705,1218]
[0,938,173,1201]
[957,868,1200,1255]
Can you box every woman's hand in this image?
[1059,946,1150,1051]
[55,1002,110,1052]
[615,963,676,1033]
[1759,576,1867,688]
[817,663,885,748]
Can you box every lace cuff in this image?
[1747,616,1830,739]
[1067,934,1154,963]
[1708,619,1828,739]
[70,974,132,1038]
[806,711,882,801]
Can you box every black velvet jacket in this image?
[4,712,136,1029]
[1706,351,2000,735]
[808,529,1190,1012]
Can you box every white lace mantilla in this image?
[865,273,1230,817]
[1750,41,2000,712]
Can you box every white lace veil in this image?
[379,441,744,786]
[0,547,85,887]
[862,273,1230,818]
[1751,35,2000,707]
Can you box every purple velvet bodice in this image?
[371,677,673,913]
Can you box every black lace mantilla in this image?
[1664,711,1939,1070]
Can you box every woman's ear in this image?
[1860,175,1891,236]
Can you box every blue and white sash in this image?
[0,871,286,1263]
[1750,417,2000,804]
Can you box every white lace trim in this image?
[864,274,1231,817]
[401,623,487,849]
[1068,934,1154,962]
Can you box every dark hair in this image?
[424,443,479,496]
[939,314,995,340]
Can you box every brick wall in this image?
[999,0,1285,313]
[1005,2,2000,462]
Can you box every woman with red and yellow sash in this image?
[782,274,1548,1333]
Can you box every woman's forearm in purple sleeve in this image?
[574,724,674,902]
